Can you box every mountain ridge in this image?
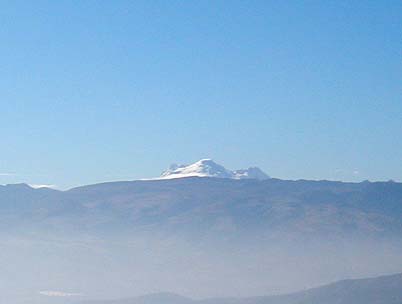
[79,273,402,304]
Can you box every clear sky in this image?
[0,1,401,189]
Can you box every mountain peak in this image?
[159,159,269,180]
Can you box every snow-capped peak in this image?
[159,159,269,180]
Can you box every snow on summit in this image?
[159,159,269,180]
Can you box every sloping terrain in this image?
[80,273,402,304]
[2,178,402,303]
[1,177,401,237]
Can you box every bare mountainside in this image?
[81,273,402,304]
[2,177,402,302]
[1,177,402,236]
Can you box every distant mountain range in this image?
[1,169,402,236]
[2,164,402,303]
[81,273,402,304]
[159,159,269,180]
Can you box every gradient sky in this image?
[0,1,401,188]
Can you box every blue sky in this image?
[0,1,401,188]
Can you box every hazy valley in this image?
[1,161,402,303]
